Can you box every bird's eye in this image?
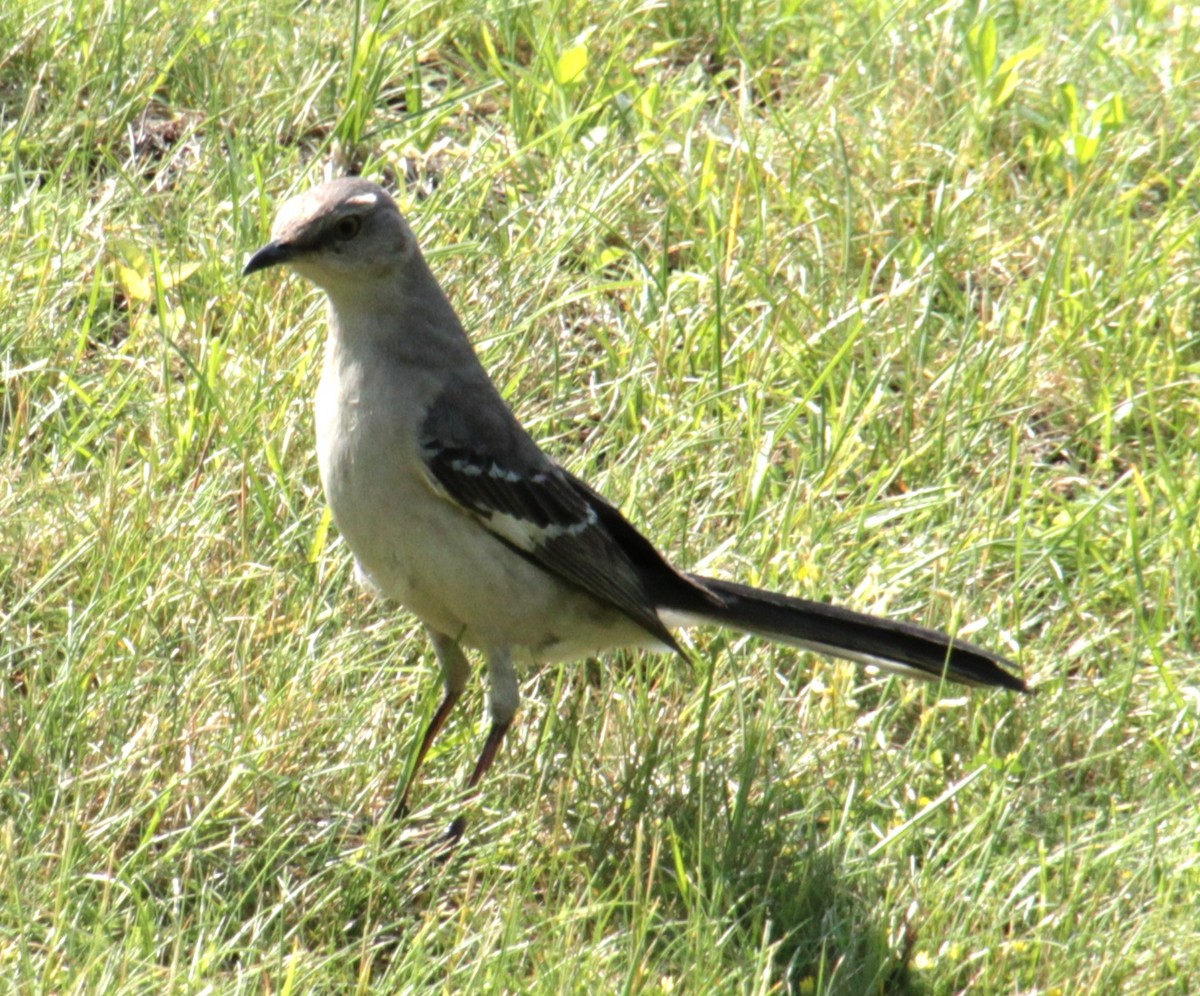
[334,216,361,240]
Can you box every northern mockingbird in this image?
[243,177,1027,836]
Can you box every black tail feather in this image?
[681,574,1028,693]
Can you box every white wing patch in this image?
[446,456,523,484]
[485,504,598,553]
[420,448,598,552]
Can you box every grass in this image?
[2,0,1198,991]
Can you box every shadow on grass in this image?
[579,749,929,996]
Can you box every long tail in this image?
[666,574,1028,693]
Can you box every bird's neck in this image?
[324,279,479,374]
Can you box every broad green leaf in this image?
[556,43,588,85]
[117,262,152,302]
[967,15,997,84]
[158,260,201,291]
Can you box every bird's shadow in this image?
[568,757,930,996]
[509,650,933,995]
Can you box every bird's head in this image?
[242,178,418,292]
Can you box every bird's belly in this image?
[318,419,657,660]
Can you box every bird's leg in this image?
[444,646,518,841]
[393,689,461,817]
[393,628,469,818]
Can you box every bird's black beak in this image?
[242,240,295,277]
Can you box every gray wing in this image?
[418,378,690,647]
